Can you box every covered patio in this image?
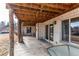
[14,36,52,56]
[6,3,79,56]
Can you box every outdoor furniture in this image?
[47,44,79,56]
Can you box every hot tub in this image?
[47,44,79,56]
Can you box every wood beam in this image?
[16,14,35,19]
[18,19,24,43]
[14,9,36,15]
[15,13,52,23]
[15,14,35,21]
[44,3,71,10]
[23,22,36,26]
[15,13,36,16]
[9,9,14,56]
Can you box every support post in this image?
[9,9,14,56]
[18,20,24,43]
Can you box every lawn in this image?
[0,33,18,56]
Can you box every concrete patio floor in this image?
[14,36,52,56]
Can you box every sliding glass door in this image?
[62,20,69,42]
[71,18,79,44]
[62,17,79,44]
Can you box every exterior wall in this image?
[36,24,39,39]
[22,26,36,36]
[31,26,36,36]
[36,8,79,45]
[36,23,45,39]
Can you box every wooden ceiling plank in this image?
[6,3,79,26]
[45,3,71,10]
[7,3,63,13]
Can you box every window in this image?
[62,17,79,44]
[62,20,69,42]
[27,27,31,33]
[71,18,79,44]
[45,25,48,39]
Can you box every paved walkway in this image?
[14,36,52,56]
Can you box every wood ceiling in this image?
[6,3,79,26]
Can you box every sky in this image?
[0,3,18,25]
[71,22,79,27]
[0,3,9,24]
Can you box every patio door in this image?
[62,20,69,42]
[71,18,79,44]
[49,24,54,41]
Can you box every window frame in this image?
[62,17,79,44]
[27,27,31,33]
